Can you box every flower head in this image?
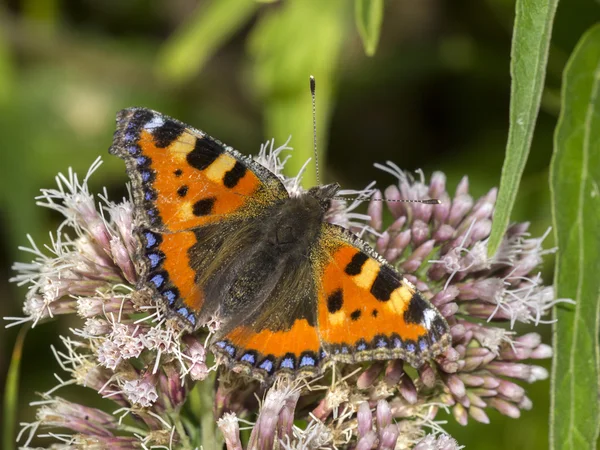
[8,140,564,449]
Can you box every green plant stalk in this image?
[248,0,350,187]
[199,372,223,449]
[157,0,259,84]
[3,325,29,450]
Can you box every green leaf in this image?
[487,0,559,257]
[3,325,29,450]
[248,0,350,186]
[156,0,259,84]
[355,0,383,57]
[550,23,600,450]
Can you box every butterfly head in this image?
[269,184,339,254]
[307,182,340,212]
[266,183,339,255]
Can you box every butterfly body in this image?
[195,189,331,332]
[110,107,451,380]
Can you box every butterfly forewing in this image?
[110,108,288,232]
[110,108,288,327]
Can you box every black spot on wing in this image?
[193,197,216,216]
[345,252,369,276]
[152,120,185,148]
[350,309,361,321]
[432,317,448,340]
[133,109,155,124]
[177,185,188,197]
[174,169,183,177]
[327,289,343,313]
[403,292,427,324]
[186,138,223,171]
[370,265,402,301]
[223,161,247,188]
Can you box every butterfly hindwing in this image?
[214,319,322,379]
[315,224,450,367]
[211,253,323,379]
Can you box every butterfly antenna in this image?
[310,75,320,185]
[374,198,441,204]
[332,195,440,205]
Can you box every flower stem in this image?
[3,324,29,450]
[169,410,193,450]
[199,372,223,449]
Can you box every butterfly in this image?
[109,107,451,380]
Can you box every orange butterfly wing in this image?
[214,319,322,380]
[109,108,288,327]
[211,249,323,380]
[315,225,450,367]
[110,108,450,379]
[110,108,287,232]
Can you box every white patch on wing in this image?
[144,115,165,130]
[422,309,437,329]
[403,278,416,290]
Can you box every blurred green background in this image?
[0,0,596,448]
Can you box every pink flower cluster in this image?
[8,144,564,449]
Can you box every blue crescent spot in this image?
[357,343,367,351]
[376,338,387,348]
[150,274,164,288]
[136,156,147,166]
[162,290,176,304]
[148,253,160,268]
[145,191,154,201]
[176,306,189,317]
[127,145,139,154]
[406,342,416,352]
[124,132,136,143]
[280,357,295,369]
[187,315,196,326]
[393,338,403,349]
[259,359,274,373]
[430,334,437,343]
[145,232,157,248]
[419,339,428,351]
[241,353,255,364]
[215,341,227,349]
[341,346,349,354]
[299,355,316,367]
[141,171,151,182]
[334,348,340,354]
[225,345,235,356]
